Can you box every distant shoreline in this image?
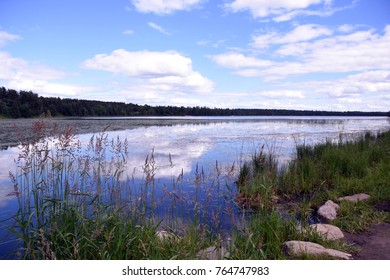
[1,115,389,150]
[1,87,389,119]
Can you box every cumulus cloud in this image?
[252,24,333,49]
[0,51,66,81]
[225,0,338,21]
[225,0,357,22]
[131,0,203,15]
[270,26,390,78]
[210,52,273,69]
[337,24,357,33]
[0,51,98,98]
[212,25,390,81]
[82,49,192,78]
[272,0,356,22]
[316,70,390,97]
[82,49,214,94]
[147,71,214,93]
[7,78,98,97]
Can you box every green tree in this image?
[0,100,8,117]
[10,101,21,118]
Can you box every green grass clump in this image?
[228,209,355,260]
[230,210,299,259]
[11,204,215,259]
[333,201,389,234]
[236,147,278,210]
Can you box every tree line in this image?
[0,87,389,118]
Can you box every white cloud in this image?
[122,29,135,35]
[226,0,330,20]
[316,70,390,97]
[272,0,355,22]
[0,30,21,47]
[226,0,356,22]
[252,24,333,49]
[131,0,203,15]
[203,90,311,110]
[338,24,356,33]
[380,94,390,100]
[148,22,170,35]
[6,77,98,97]
[148,71,214,93]
[214,25,390,81]
[0,51,98,98]
[259,90,305,99]
[0,51,66,81]
[336,97,363,104]
[273,26,390,78]
[82,49,192,78]
[197,39,227,48]
[197,40,209,46]
[210,52,272,69]
[82,49,214,94]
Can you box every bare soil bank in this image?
[344,223,390,260]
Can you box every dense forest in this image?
[0,87,389,118]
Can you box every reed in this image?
[5,118,138,258]
[235,146,278,210]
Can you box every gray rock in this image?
[325,200,340,209]
[310,224,344,240]
[156,230,177,242]
[317,200,339,221]
[283,240,352,260]
[197,246,230,260]
[339,193,370,202]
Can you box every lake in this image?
[0,116,389,258]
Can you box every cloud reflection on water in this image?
[0,116,389,211]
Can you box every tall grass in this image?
[237,130,390,232]
[4,117,238,259]
[230,210,299,259]
[236,145,278,210]
[279,132,390,204]
[6,118,142,258]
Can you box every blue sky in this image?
[1,0,389,111]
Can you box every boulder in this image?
[156,230,177,242]
[196,246,230,260]
[317,200,339,221]
[310,224,344,240]
[339,193,370,202]
[283,240,352,260]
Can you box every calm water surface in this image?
[0,116,389,258]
